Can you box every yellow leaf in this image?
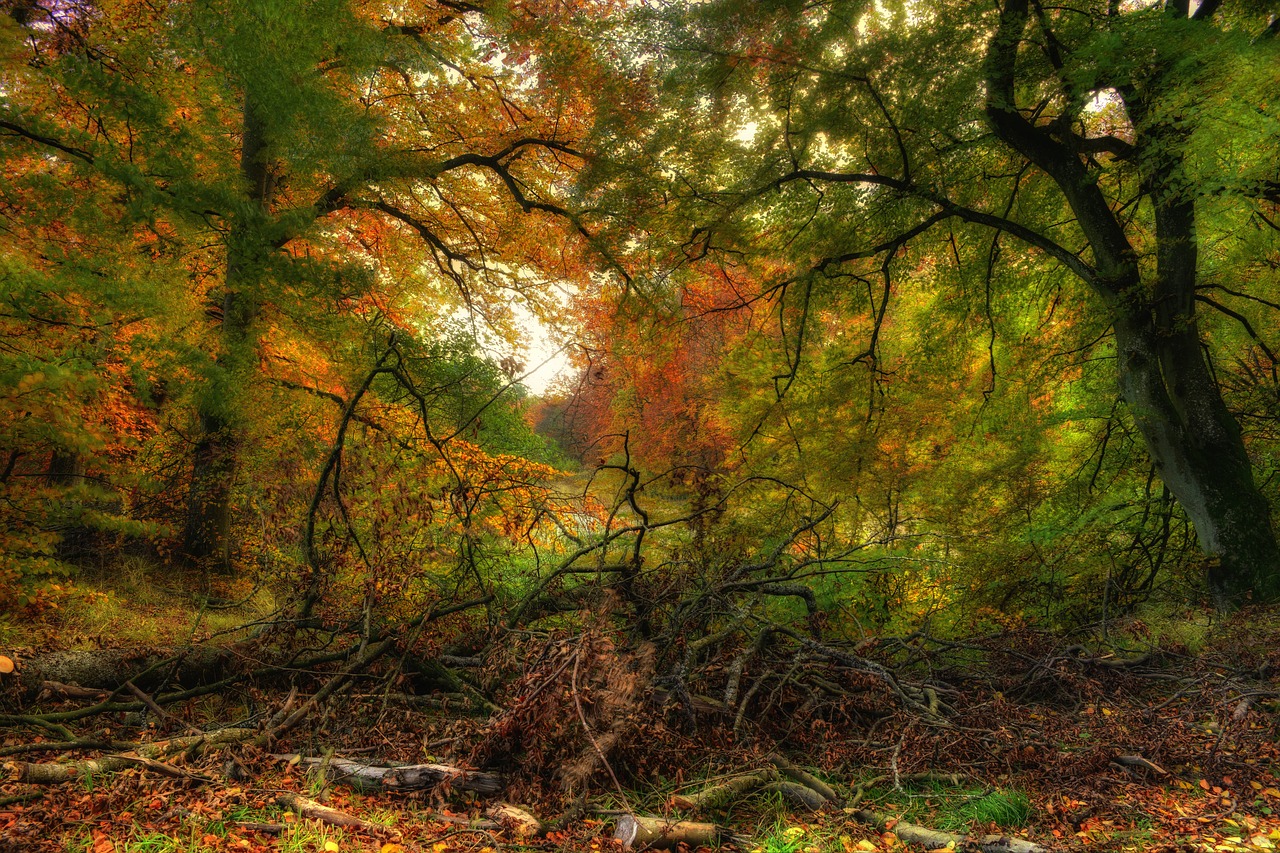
[324,842,340,853]
[855,840,877,852]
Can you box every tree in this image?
[575,0,1280,607]
[0,0,592,571]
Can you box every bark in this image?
[984,0,1280,606]
[283,755,504,795]
[44,450,80,486]
[613,816,747,850]
[671,764,834,813]
[13,647,232,698]
[485,804,546,837]
[670,771,779,812]
[761,780,828,810]
[769,754,840,803]
[277,793,386,834]
[2,727,254,784]
[853,810,1045,853]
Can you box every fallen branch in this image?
[853,809,1045,853]
[671,762,834,814]
[1,727,255,784]
[770,754,840,804]
[36,681,111,702]
[614,815,749,850]
[235,822,286,836]
[279,755,503,795]
[278,792,387,835]
[671,771,778,812]
[1111,754,1167,776]
[762,780,827,810]
[850,771,964,805]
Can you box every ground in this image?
[3,579,1279,853]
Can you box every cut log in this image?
[14,647,232,696]
[614,815,747,850]
[853,809,1045,853]
[486,804,546,837]
[281,755,503,795]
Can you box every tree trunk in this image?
[44,450,81,486]
[182,98,271,571]
[182,404,236,569]
[984,0,1280,606]
[1114,314,1280,605]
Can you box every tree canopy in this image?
[3,0,1280,638]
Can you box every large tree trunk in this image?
[984,0,1280,606]
[182,99,271,570]
[1114,172,1280,606]
[1114,311,1280,606]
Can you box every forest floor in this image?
[2,581,1279,853]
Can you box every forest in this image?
[1,0,1279,850]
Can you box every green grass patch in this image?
[947,790,1032,829]
[860,776,1032,833]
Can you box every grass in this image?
[45,554,278,648]
[861,776,1033,833]
[756,824,807,853]
[947,790,1033,829]
[66,814,349,853]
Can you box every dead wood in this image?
[853,809,1045,853]
[1112,754,1168,776]
[110,753,212,783]
[762,780,828,810]
[234,822,286,836]
[769,754,840,804]
[671,771,779,811]
[12,647,232,697]
[486,803,546,837]
[613,815,748,850]
[280,755,503,794]
[36,681,111,702]
[1,727,255,784]
[278,792,387,834]
[673,763,836,814]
